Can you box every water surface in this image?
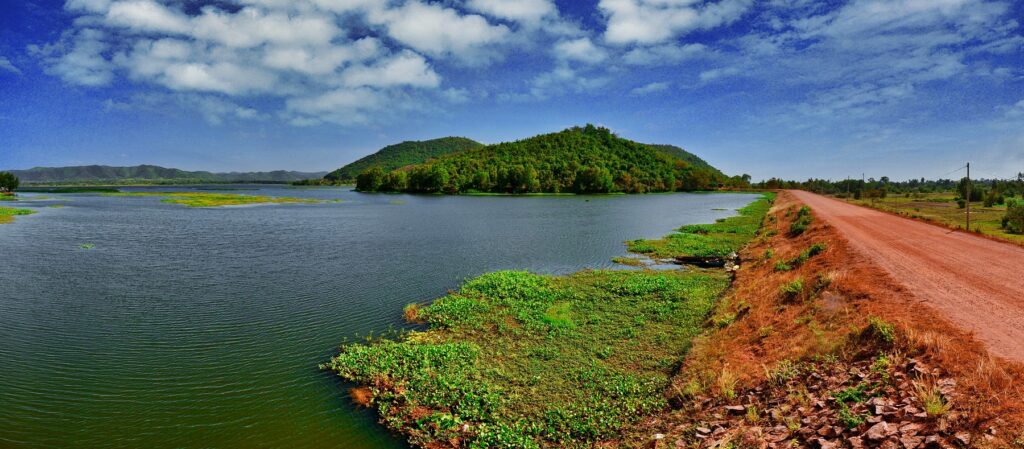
[0,186,758,449]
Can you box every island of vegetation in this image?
[323,193,774,448]
[104,191,320,208]
[0,207,36,224]
[353,125,749,194]
[323,137,484,184]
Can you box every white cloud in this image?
[191,7,340,48]
[341,50,441,89]
[465,0,557,27]
[1004,100,1024,119]
[553,37,608,64]
[0,56,22,75]
[285,87,387,126]
[599,0,753,45]
[630,81,670,95]
[622,43,706,66]
[105,0,191,34]
[372,1,510,65]
[261,38,381,76]
[29,28,113,86]
[699,66,741,82]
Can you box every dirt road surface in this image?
[790,190,1024,362]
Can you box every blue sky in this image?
[1,0,1022,180]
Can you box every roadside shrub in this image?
[789,206,813,236]
[1004,202,1024,234]
[867,316,896,344]
[956,198,966,209]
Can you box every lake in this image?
[0,186,758,449]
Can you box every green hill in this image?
[646,144,722,177]
[324,137,483,182]
[355,125,728,194]
[8,165,326,185]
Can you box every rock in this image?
[696,427,711,435]
[724,405,746,414]
[900,436,923,449]
[817,439,838,449]
[865,422,890,441]
[953,432,971,445]
[848,437,865,449]
[899,423,924,436]
[938,379,957,396]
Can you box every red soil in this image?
[790,190,1024,363]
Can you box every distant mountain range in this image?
[324,137,483,182]
[8,165,327,185]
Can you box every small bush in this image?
[774,261,792,272]
[779,278,804,302]
[868,316,896,343]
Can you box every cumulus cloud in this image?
[341,50,441,89]
[370,1,510,65]
[553,37,608,64]
[34,0,527,126]
[465,0,557,27]
[599,0,753,45]
[29,28,114,86]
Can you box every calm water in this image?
[0,186,758,449]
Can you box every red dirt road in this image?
[790,190,1024,362]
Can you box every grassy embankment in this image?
[613,191,1024,448]
[0,207,36,224]
[839,192,1024,245]
[104,192,319,207]
[324,193,775,448]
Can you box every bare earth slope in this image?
[791,190,1024,362]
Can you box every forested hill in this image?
[356,125,737,194]
[324,137,483,182]
[9,165,326,184]
[647,144,723,177]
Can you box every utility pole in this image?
[966,162,971,232]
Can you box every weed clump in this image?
[779,278,804,302]
[788,206,813,236]
[867,316,896,344]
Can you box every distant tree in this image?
[355,167,386,191]
[0,171,19,193]
[1004,202,1024,234]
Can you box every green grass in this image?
[325,269,729,448]
[324,194,776,448]
[626,193,775,259]
[104,191,318,207]
[0,207,36,224]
